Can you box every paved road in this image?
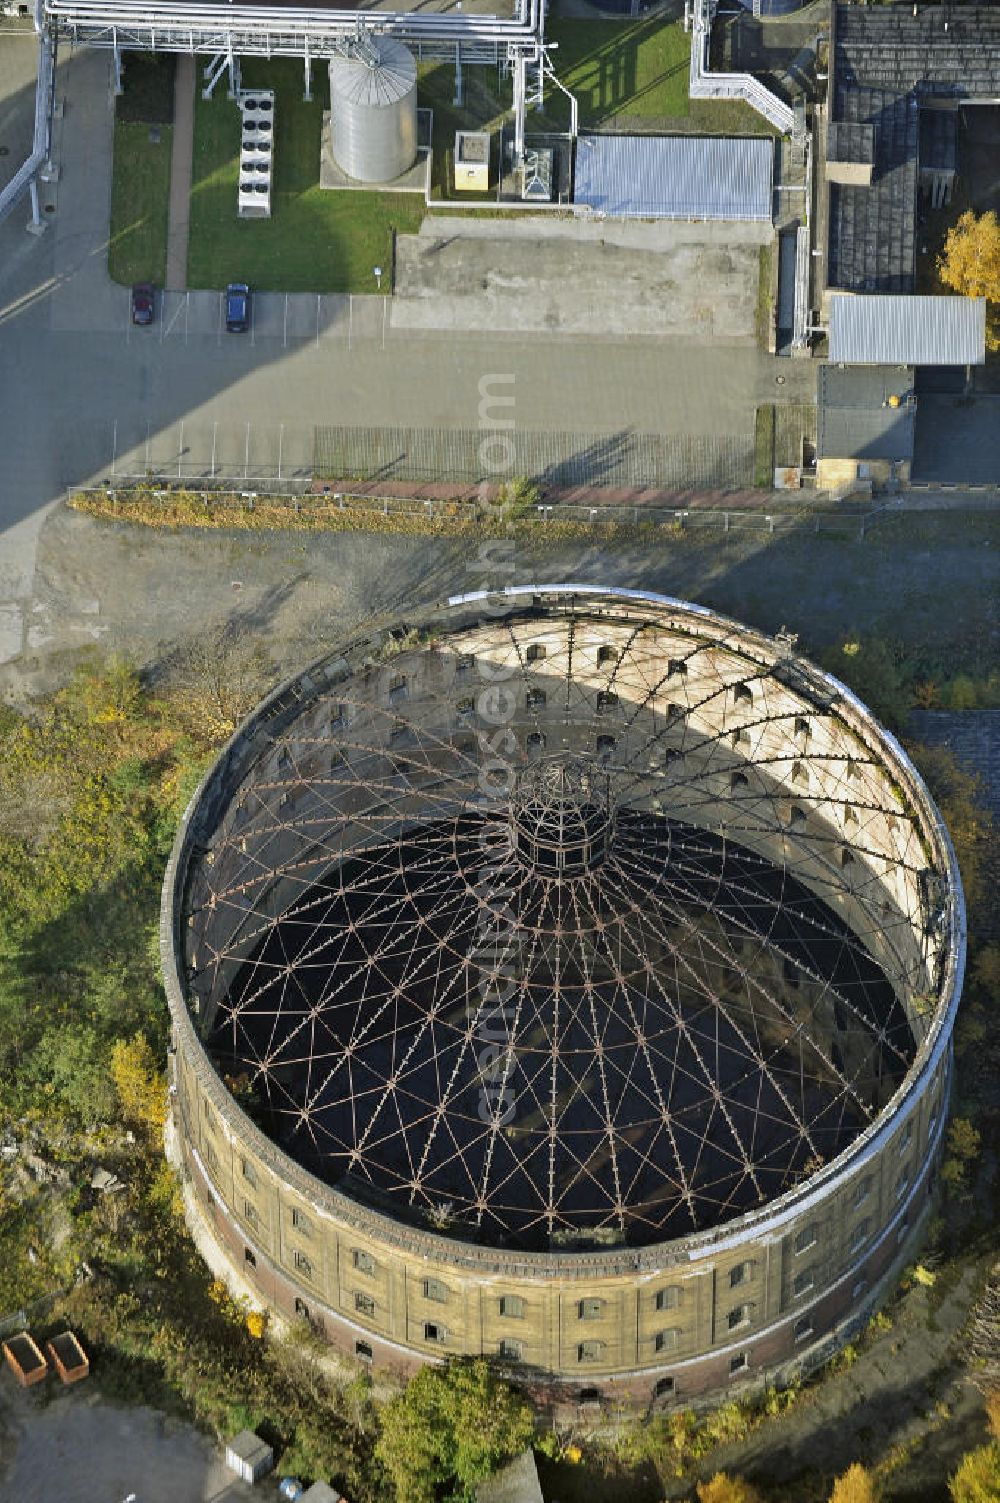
[0,41,816,695]
[165,54,195,292]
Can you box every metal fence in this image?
[77,483,879,538]
[313,425,755,491]
[0,1290,61,1342]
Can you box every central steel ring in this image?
[509,756,615,875]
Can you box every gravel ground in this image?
[4,505,998,708]
[0,1378,256,1503]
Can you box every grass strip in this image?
[754,404,776,489]
[539,17,777,135]
[543,17,692,127]
[108,120,173,286]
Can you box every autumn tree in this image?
[829,1462,880,1503]
[970,1276,1000,1395]
[162,623,273,748]
[938,210,1000,351]
[904,743,989,910]
[0,663,179,1126]
[986,1392,1000,1442]
[110,1033,168,1135]
[696,1473,767,1503]
[376,1358,534,1503]
[941,1115,983,1195]
[949,1442,1000,1503]
[820,638,912,732]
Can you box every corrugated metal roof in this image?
[572,135,773,222]
[827,294,985,365]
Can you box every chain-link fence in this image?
[102,420,756,492]
[313,424,755,491]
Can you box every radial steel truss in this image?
[184,604,939,1254]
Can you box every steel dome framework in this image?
[166,588,963,1401]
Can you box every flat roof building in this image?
[573,135,773,221]
[817,364,916,492]
[827,294,985,366]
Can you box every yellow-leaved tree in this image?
[696,1474,767,1503]
[110,1033,167,1136]
[950,1442,1000,1502]
[829,1462,880,1503]
[938,210,1000,351]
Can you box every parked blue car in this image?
[225,281,251,333]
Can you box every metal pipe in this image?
[45,0,542,44]
[0,27,55,226]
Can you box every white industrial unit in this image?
[238,91,275,219]
[454,130,490,191]
[225,1429,274,1485]
[328,37,417,184]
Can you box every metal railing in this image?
[793,222,810,348]
[74,481,881,538]
[688,0,795,137]
[312,422,755,491]
[44,0,542,50]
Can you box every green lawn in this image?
[115,52,176,126]
[108,120,172,286]
[541,16,778,136]
[187,58,426,294]
[545,16,692,126]
[418,61,511,203]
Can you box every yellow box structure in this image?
[454,131,490,192]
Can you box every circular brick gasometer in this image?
[161,586,964,1414]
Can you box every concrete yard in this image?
[0,1379,256,1503]
[0,41,819,697]
[392,215,771,338]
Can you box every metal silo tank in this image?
[328,38,418,184]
